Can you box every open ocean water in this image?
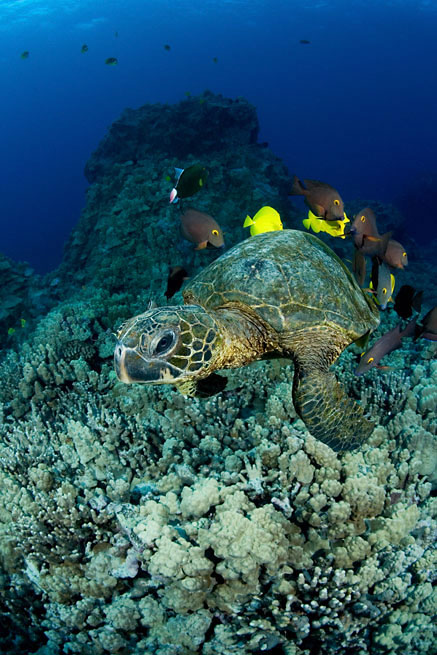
[1,0,437,270]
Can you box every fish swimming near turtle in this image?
[169,164,207,204]
[394,285,422,319]
[114,230,380,451]
[243,206,283,236]
[179,208,224,250]
[383,239,408,269]
[290,176,345,220]
[368,260,395,310]
[165,266,189,300]
[355,318,417,375]
[302,210,350,238]
[350,207,380,248]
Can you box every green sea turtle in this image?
[114,230,379,450]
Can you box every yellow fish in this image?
[302,210,350,238]
[243,206,283,236]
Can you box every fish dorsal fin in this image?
[304,179,332,189]
[174,167,184,181]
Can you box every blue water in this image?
[1,0,436,272]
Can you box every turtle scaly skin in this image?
[114,230,379,451]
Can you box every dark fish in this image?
[299,39,311,44]
[114,31,119,37]
[383,239,408,269]
[180,208,224,250]
[369,260,395,309]
[355,318,417,375]
[170,164,207,203]
[394,285,422,320]
[350,207,379,248]
[416,306,437,341]
[164,44,171,51]
[290,176,344,220]
[165,266,188,300]
[352,249,367,286]
[105,57,118,65]
[349,208,391,258]
[212,57,218,63]
[360,231,392,259]
[20,51,29,59]
[81,44,89,53]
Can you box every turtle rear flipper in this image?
[292,364,373,451]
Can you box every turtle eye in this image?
[360,215,366,222]
[212,229,219,236]
[382,287,387,295]
[155,330,176,355]
[334,199,340,206]
[367,357,374,364]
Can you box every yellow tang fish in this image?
[302,210,350,239]
[243,206,283,236]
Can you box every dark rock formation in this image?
[85,91,260,183]
[60,91,296,301]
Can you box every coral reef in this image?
[0,93,436,655]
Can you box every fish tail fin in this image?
[302,217,311,230]
[243,216,254,228]
[290,175,306,196]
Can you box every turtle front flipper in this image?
[176,373,227,398]
[292,364,373,451]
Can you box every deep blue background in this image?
[1,0,436,273]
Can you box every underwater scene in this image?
[0,1,436,654]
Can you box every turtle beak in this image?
[114,342,134,383]
[114,342,178,384]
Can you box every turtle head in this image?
[114,305,221,390]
